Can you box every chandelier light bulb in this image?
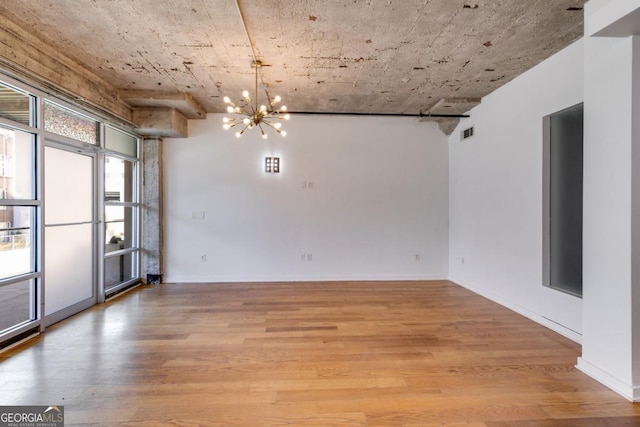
[281,105,288,111]
[260,105,267,112]
[223,96,231,104]
[274,122,282,130]
[281,131,287,137]
[274,95,281,103]
[242,90,250,99]
[284,114,291,120]
[226,106,234,114]
[223,124,231,130]
[235,131,242,138]
[261,131,268,139]
[223,117,230,123]
[243,118,251,125]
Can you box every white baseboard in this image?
[448,275,582,344]
[577,357,639,402]
[162,273,448,284]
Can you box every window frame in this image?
[102,126,141,297]
[0,77,42,344]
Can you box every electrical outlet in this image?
[414,254,421,261]
[300,253,306,261]
[306,253,313,261]
[201,254,207,262]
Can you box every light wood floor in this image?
[1,281,639,426]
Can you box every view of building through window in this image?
[0,127,34,282]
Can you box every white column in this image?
[578,0,640,401]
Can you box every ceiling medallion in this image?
[222,60,290,139]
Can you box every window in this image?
[0,126,35,200]
[103,127,140,295]
[543,103,583,297]
[0,207,35,280]
[0,122,38,338]
[0,83,33,126]
[0,279,35,333]
[105,126,137,157]
[44,101,100,145]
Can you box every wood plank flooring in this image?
[1,280,639,426]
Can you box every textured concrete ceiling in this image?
[0,0,586,127]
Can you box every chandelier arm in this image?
[257,123,270,139]
[261,120,281,133]
[261,120,280,133]
[236,123,251,137]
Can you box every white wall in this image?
[448,39,584,341]
[164,114,449,283]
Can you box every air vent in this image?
[461,126,474,140]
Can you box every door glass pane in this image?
[0,206,34,280]
[44,223,93,316]
[105,156,135,203]
[0,84,31,126]
[105,206,134,252]
[44,147,93,225]
[105,127,137,157]
[105,251,136,289]
[0,126,35,200]
[0,279,34,332]
[44,101,99,145]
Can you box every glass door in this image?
[43,145,96,326]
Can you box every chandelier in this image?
[222,60,290,139]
